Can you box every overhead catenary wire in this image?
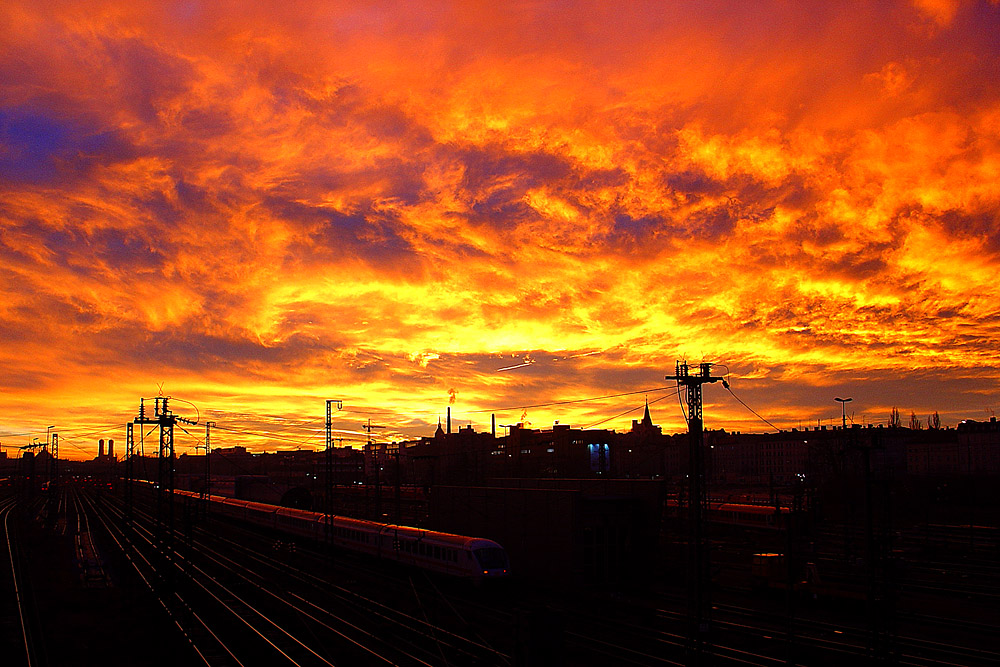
[210,423,368,447]
[583,390,679,429]
[724,384,781,433]
[466,385,678,414]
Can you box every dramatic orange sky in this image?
[2,1,999,459]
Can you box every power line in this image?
[583,391,679,429]
[210,423,367,448]
[201,410,327,434]
[466,386,677,414]
[724,385,781,432]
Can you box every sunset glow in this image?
[2,1,999,459]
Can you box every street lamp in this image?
[834,398,852,429]
[46,425,55,448]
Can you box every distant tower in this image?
[107,439,114,459]
[631,400,662,436]
[98,439,105,458]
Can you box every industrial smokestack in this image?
[107,439,114,459]
[447,406,451,434]
[492,413,496,438]
[98,439,105,458]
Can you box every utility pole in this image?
[325,400,342,549]
[863,430,896,664]
[125,421,135,546]
[838,399,896,664]
[666,361,725,666]
[202,421,216,520]
[393,442,402,523]
[363,418,385,520]
[46,426,58,491]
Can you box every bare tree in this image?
[927,411,941,430]
[889,407,902,428]
[909,411,922,430]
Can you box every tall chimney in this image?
[447,406,451,434]
[492,413,496,438]
[107,439,114,459]
[98,439,105,457]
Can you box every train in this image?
[666,499,790,530]
[143,483,510,582]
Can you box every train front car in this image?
[466,537,509,579]
[379,525,510,581]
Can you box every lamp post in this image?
[834,398,852,430]
[46,425,55,449]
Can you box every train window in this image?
[473,547,508,570]
[434,546,440,559]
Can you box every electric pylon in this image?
[132,397,197,587]
[666,361,725,666]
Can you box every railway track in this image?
[86,488,513,666]
[66,485,1000,666]
[1,496,45,667]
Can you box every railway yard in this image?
[3,481,1000,666]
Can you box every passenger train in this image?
[143,483,509,581]
[666,498,789,530]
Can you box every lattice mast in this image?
[666,361,725,666]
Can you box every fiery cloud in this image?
[2,1,999,457]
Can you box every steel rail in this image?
[3,499,36,667]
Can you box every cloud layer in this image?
[2,1,999,456]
